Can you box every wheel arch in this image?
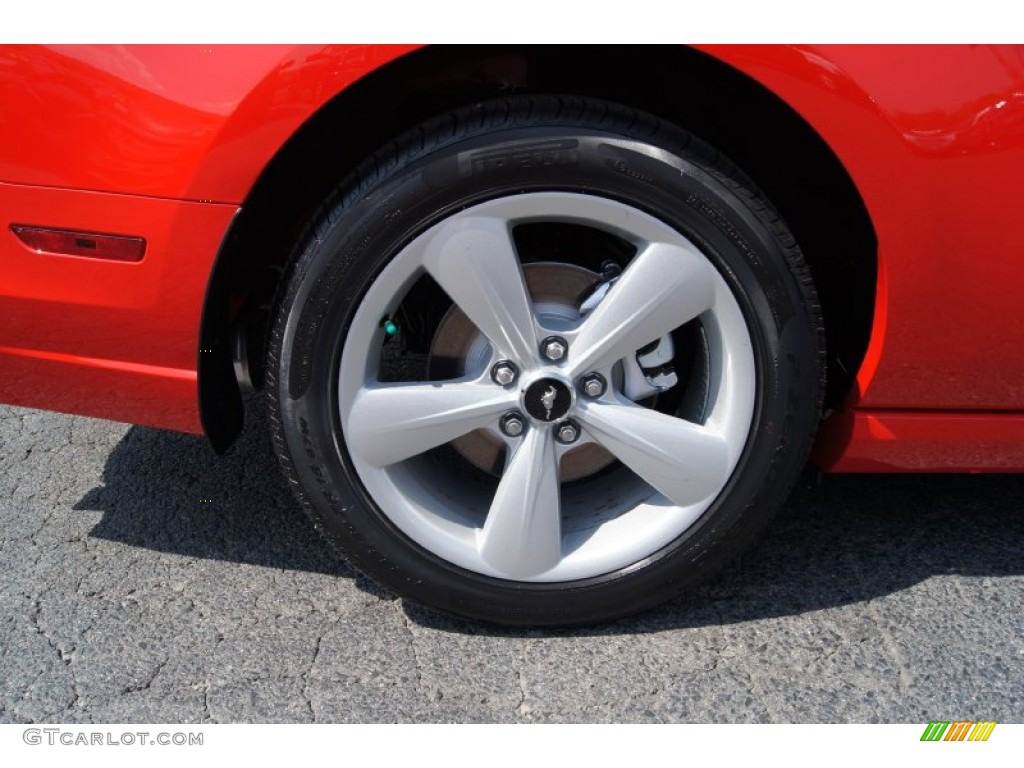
[199,44,878,452]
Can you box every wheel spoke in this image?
[346,379,515,467]
[578,400,730,506]
[568,241,715,376]
[421,215,538,368]
[479,427,562,578]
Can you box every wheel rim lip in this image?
[337,192,756,583]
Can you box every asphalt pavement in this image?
[1,401,1022,723]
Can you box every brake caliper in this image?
[579,261,679,401]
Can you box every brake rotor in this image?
[429,263,618,482]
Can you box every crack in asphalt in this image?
[201,676,211,724]
[400,611,428,706]
[514,668,528,720]
[866,601,914,694]
[29,598,81,715]
[121,656,169,695]
[303,632,324,724]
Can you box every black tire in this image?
[267,96,825,627]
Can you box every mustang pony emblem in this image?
[541,386,557,420]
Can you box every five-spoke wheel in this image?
[268,96,823,625]
[339,194,755,582]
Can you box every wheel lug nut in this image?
[541,336,568,362]
[500,412,526,437]
[555,419,580,444]
[580,372,606,398]
[491,361,518,387]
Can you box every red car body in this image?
[2,44,1022,471]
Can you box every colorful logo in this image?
[920,721,997,742]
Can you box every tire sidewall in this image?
[272,115,820,625]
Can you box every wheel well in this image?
[199,44,877,451]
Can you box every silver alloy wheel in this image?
[338,192,756,582]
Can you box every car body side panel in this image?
[701,44,1024,413]
[0,181,234,433]
[812,409,1024,472]
[0,44,415,433]
[0,44,418,202]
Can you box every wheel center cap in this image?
[523,377,572,422]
